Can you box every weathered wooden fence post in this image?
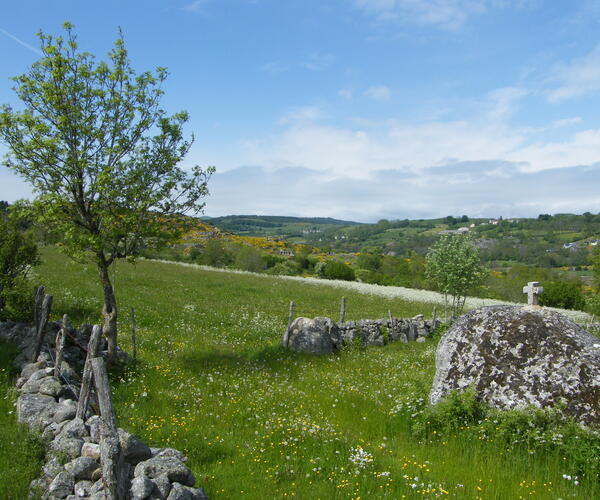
[588,314,595,331]
[33,285,45,329]
[130,307,137,363]
[339,296,346,323]
[92,356,127,500]
[388,310,394,338]
[54,314,68,378]
[432,305,437,331]
[282,301,295,347]
[32,292,53,362]
[76,325,102,420]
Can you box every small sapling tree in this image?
[426,234,486,319]
[0,23,214,359]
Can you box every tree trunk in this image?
[97,256,118,360]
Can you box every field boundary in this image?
[145,258,591,323]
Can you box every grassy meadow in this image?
[2,246,599,499]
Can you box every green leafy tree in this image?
[426,234,486,319]
[0,23,213,359]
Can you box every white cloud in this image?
[485,86,529,121]
[508,128,600,173]
[354,0,490,30]
[338,89,354,100]
[242,118,528,181]
[278,106,323,125]
[547,44,600,102]
[365,85,391,100]
[551,117,582,128]
[205,163,600,221]
[182,0,212,13]
[301,52,333,71]
[260,61,289,73]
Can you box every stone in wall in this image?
[1,319,210,500]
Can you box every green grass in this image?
[10,246,599,499]
[0,341,45,499]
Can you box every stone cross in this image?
[523,281,543,306]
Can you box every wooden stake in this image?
[432,305,437,330]
[33,285,44,329]
[32,293,53,362]
[54,314,68,378]
[283,301,295,347]
[76,325,102,420]
[130,308,137,363]
[92,356,126,500]
[339,296,346,323]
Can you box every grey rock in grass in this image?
[29,477,50,497]
[64,456,99,481]
[81,442,101,460]
[285,317,342,355]
[39,376,63,398]
[135,456,195,486]
[119,428,152,465]
[20,372,49,393]
[89,478,104,495]
[74,479,93,497]
[166,483,209,500]
[17,392,58,429]
[91,467,102,482]
[130,475,155,499]
[42,419,69,441]
[151,447,188,462]
[87,415,101,443]
[49,436,84,461]
[430,305,600,426]
[59,418,89,439]
[21,361,47,379]
[151,474,172,499]
[42,455,64,480]
[54,399,77,423]
[48,470,75,499]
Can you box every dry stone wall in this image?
[0,320,208,500]
[284,315,440,355]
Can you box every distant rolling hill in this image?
[202,215,362,239]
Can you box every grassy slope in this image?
[13,247,597,499]
[0,341,45,499]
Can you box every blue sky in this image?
[2,0,600,222]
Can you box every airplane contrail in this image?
[0,27,43,56]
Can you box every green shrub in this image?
[233,246,265,272]
[539,281,585,310]
[540,281,585,310]
[411,389,600,479]
[413,388,486,437]
[0,215,39,318]
[323,260,355,281]
[356,253,381,271]
[262,253,285,269]
[266,260,302,276]
[196,239,233,267]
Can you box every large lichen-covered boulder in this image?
[284,317,342,355]
[430,305,600,426]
